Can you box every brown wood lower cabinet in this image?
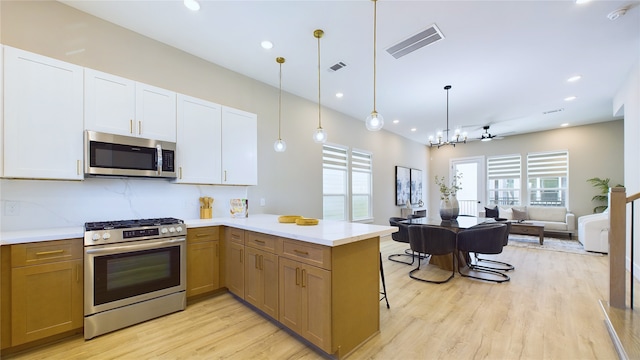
[245,247,279,319]
[279,257,331,351]
[186,227,221,298]
[9,239,83,346]
[225,228,245,298]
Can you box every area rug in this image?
[507,234,604,256]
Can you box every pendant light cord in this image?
[373,0,377,113]
[278,61,283,140]
[317,33,322,129]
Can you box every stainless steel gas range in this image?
[83,218,187,340]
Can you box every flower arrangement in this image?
[435,173,463,200]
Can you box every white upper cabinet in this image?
[221,106,257,185]
[84,69,177,142]
[175,94,222,184]
[3,46,84,180]
[0,45,4,178]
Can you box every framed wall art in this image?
[395,166,410,206]
[410,168,423,205]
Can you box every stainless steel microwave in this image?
[85,131,176,178]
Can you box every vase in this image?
[439,195,460,221]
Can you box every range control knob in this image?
[102,233,111,240]
[92,233,100,241]
[161,227,169,234]
[176,226,183,233]
[169,227,176,233]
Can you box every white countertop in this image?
[1,214,397,247]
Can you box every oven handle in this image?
[85,237,185,255]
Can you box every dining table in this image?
[400,216,496,271]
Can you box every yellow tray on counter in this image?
[295,217,319,226]
[278,215,303,223]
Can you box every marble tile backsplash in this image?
[0,178,247,231]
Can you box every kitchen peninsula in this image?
[0,214,397,359]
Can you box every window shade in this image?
[527,151,568,178]
[487,155,521,180]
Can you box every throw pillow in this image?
[499,207,513,220]
[484,206,499,219]
[512,208,528,221]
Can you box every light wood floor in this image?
[5,237,619,360]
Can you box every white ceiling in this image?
[60,0,640,145]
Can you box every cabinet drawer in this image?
[11,239,82,267]
[187,226,220,243]
[281,239,331,270]
[227,227,245,245]
[245,231,279,253]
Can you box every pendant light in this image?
[365,0,384,131]
[428,85,467,148]
[274,57,287,152]
[313,29,327,144]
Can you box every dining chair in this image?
[388,217,416,265]
[472,221,515,271]
[407,224,457,283]
[456,223,510,283]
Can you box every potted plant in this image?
[586,177,623,213]
[435,173,462,220]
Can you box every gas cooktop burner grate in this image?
[85,217,184,231]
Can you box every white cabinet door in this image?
[84,68,176,142]
[3,46,83,180]
[175,94,222,184]
[221,106,257,185]
[0,45,4,178]
[84,69,136,137]
[135,83,176,142]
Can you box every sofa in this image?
[577,212,609,253]
[480,205,576,237]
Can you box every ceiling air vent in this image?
[328,61,347,72]
[386,24,444,59]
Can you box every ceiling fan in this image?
[479,125,502,141]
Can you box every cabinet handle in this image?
[224,170,227,182]
[129,119,133,134]
[301,269,306,288]
[215,244,219,257]
[293,249,309,256]
[179,167,183,179]
[35,250,64,256]
[253,239,265,244]
[255,254,259,269]
[196,233,208,237]
[77,160,81,175]
[295,267,300,285]
[76,264,80,283]
[259,255,264,270]
[138,120,142,135]
[240,249,243,263]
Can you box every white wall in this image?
[0,1,429,231]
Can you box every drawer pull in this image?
[293,249,309,256]
[196,233,208,237]
[35,250,64,256]
[253,239,265,244]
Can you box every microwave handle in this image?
[156,144,163,176]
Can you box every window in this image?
[351,149,373,221]
[487,155,521,206]
[527,151,568,207]
[322,145,373,222]
[322,145,348,221]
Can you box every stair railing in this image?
[609,187,640,308]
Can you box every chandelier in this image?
[429,85,467,148]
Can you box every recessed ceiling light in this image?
[567,75,582,82]
[561,123,570,127]
[183,0,200,11]
[575,0,591,4]
[335,92,344,98]
[261,41,273,50]
[564,96,577,101]
[410,127,417,132]
[393,119,399,124]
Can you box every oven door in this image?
[84,237,186,316]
